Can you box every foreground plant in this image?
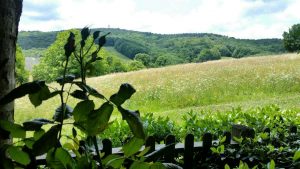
[0,27,173,169]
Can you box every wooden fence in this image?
[36,125,298,168]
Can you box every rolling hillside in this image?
[18,28,285,67]
[15,53,300,123]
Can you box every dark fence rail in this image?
[36,125,298,168]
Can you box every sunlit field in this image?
[15,53,300,123]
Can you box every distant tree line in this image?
[17,27,290,82]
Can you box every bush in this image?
[128,60,145,71]
[134,53,152,67]
[196,48,221,62]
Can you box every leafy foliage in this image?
[0,27,176,169]
[195,47,221,62]
[16,45,29,84]
[19,28,285,70]
[283,23,300,52]
[18,31,57,49]
[102,106,300,168]
[31,30,130,82]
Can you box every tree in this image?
[16,45,29,84]
[195,48,221,62]
[0,0,23,145]
[128,60,145,71]
[134,53,151,67]
[283,24,300,52]
[32,30,115,82]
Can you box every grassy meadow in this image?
[15,53,300,123]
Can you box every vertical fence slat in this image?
[184,134,194,169]
[202,133,212,149]
[165,135,176,163]
[201,132,212,162]
[290,125,297,134]
[223,131,231,144]
[102,139,112,158]
[145,136,156,154]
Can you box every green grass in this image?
[104,47,132,62]
[15,53,300,123]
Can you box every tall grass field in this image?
[15,53,300,123]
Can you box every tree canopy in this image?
[283,23,300,52]
[19,28,285,68]
[32,30,131,82]
[16,45,29,84]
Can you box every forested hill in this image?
[18,28,285,66]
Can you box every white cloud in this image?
[19,0,300,39]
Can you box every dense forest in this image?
[17,28,286,81]
[19,28,285,67]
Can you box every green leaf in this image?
[46,147,75,169]
[118,106,145,139]
[23,138,35,149]
[81,27,90,41]
[130,161,150,169]
[219,136,226,143]
[56,74,76,85]
[64,33,75,58]
[224,164,230,169]
[149,163,166,169]
[23,118,54,131]
[32,125,60,156]
[70,90,88,100]
[210,147,218,154]
[98,33,110,47]
[268,160,275,169]
[74,82,104,99]
[73,100,95,123]
[77,156,97,169]
[29,84,51,107]
[137,147,151,157]
[0,81,45,105]
[0,120,26,138]
[53,104,73,122]
[294,150,300,162]
[217,145,225,154]
[110,83,136,106]
[122,137,144,157]
[260,132,269,140]
[6,146,30,165]
[103,154,125,169]
[233,136,243,144]
[33,129,45,140]
[93,31,100,40]
[86,102,113,136]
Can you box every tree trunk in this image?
[0,0,23,145]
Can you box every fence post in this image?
[184,134,194,169]
[289,125,297,134]
[202,133,212,149]
[165,135,176,163]
[145,136,156,154]
[223,131,231,144]
[201,133,212,162]
[102,139,112,158]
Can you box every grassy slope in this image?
[15,53,300,123]
[104,47,132,62]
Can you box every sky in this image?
[20,0,300,39]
